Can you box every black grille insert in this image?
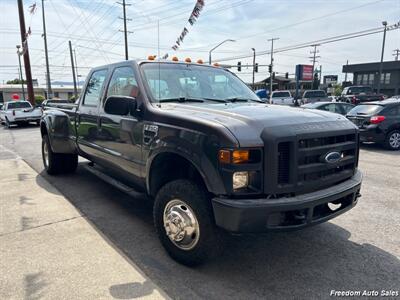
[278,142,290,184]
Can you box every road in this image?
[1,124,399,299]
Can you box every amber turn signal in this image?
[232,150,249,164]
[218,150,231,164]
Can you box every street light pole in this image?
[377,21,387,94]
[251,48,256,87]
[209,39,235,65]
[41,0,52,98]
[16,45,26,100]
[268,37,279,104]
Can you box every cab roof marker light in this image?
[185,57,191,63]
[172,56,179,62]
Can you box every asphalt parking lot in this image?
[1,124,399,299]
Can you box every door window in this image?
[341,104,354,114]
[107,66,138,98]
[83,69,108,106]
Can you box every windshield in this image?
[348,86,372,94]
[272,91,290,98]
[141,63,260,103]
[7,101,32,109]
[347,104,383,116]
[303,91,326,98]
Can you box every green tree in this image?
[6,78,27,84]
[35,95,45,105]
[333,84,343,96]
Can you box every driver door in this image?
[96,65,143,187]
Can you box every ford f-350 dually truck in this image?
[40,59,362,265]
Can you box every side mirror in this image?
[104,96,136,116]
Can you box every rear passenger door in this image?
[76,69,108,159]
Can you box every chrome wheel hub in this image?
[43,142,49,167]
[389,132,400,149]
[163,199,200,250]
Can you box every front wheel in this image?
[153,179,224,266]
[384,130,400,150]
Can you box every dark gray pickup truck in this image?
[40,59,362,265]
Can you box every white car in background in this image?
[0,101,42,128]
[270,90,294,106]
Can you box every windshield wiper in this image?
[225,97,262,103]
[158,97,205,103]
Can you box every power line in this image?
[214,23,400,63]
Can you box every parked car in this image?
[346,98,400,150]
[328,96,337,102]
[0,100,42,128]
[40,59,362,265]
[339,85,385,105]
[270,90,294,106]
[255,89,268,102]
[301,90,329,104]
[302,101,355,116]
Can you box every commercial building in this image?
[342,60,400,96]
[0,84,81,103]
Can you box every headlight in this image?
[233,171,248,190]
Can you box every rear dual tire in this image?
[42,135,78,175]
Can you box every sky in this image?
[0,0,399,86]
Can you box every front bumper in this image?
[212,170,362,233]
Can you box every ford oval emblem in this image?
[325,151,341,164]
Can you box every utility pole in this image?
[17,0,35,105]
[73,49,79,88]
[16,45,26,100]
[377,21,387,94]
[344,59,349,82]
[69,41,78,99]
[268,37,279,103]
[309,44,320,76]
[393,49,400,61]
[251,48,256,87]
[117,0,131,60]
[41,0,52,98]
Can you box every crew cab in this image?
[339,86,385,105]
[301,90,329,104]
[0,100,42,128]
[347,98,400,150]
[40,59,362,265]
[270,90,294,106]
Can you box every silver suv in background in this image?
[270,90,294,106]
[301,90,329,104]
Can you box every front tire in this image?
[42,135,78,174]
[153,179,223,266]
[384,130,400,150]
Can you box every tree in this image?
[6,78,27,84]
[333,84,343,96]
[35,95,45,105]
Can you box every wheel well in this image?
[40,123,48,137]
[149,153,206,197]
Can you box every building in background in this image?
[0,84,81,103]
[342,60,400,96]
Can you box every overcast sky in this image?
[1,0,399,85]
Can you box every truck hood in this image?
[160,102,356,147]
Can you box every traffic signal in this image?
[237,61,241,72]
[268,64,272,73]
[254,63,258,72]
[285,72,289,79]
[272,72,275,80]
